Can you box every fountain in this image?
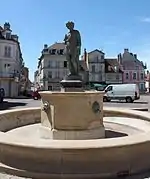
[0,22,150,179]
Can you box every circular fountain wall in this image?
[0,107,150,178]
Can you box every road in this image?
[0,95,149,111]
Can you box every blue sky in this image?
[1,0,150,81]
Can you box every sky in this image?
[1,0,150,81]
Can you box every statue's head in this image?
[66,21,74,30]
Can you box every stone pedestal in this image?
[60,80,83,92]
[40,91,105,140]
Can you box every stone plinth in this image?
[60,79,83,92]
[40,91,105,139]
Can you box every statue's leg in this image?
[67,54,75,75]
[74,54,80,75]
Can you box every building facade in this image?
[87,49,105,84]
[19,67,31,94]
[0,22,24,97]
[118,49,146,91]
[36,42,69,91]
[145,71,150,93]
[35,44,90,91]
[105,58,123,84]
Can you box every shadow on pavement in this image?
[133,101,148,104]
[107,101,148,104]
[0,101,27,110]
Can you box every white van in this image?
[103,84,140,103]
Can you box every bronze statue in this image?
[64,21,81,78]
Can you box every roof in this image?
[105,58,120,66]
[122,59,145,69]
[105,58,123,72]
[48,42,65,50]
[79,60,89,71]
[88,49,105,55]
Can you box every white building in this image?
[35,42,90,91]
[36,42,69,91]
[88,49,105,83]
[0,22,24,97]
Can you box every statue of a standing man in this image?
[64,21,81,79]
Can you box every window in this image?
[48,71,52,78]
[116,74,119,80]
[140,83,144,90]
[64,61,67,68]
[4,46,11,57]
[48,61,52,68]
[16,50,19,60]
[114,66,117,72]
[59,61,63,68]
[106,86,113,91]
[126,73,129,79]
[52,61,56,68]
[4,46,7,57]
[56,61,60,68]
[59,49,64,55]
[8,47,11,57]
[108,65,111,71]
[6,33,11,39]
[91,65,95,72]
[54,71,59,78]
[133,72,136,79]
[136,66,139,70]
[4,64,11,72]
[101,55,104,59]
[50,49,56,55]
[48,86,52,90]
[141,73,144,80]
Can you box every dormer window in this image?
[50,49,56,55]
[6,32,11,39]
[59,49,64,55]
[43,48,48,52]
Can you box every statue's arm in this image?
[64,34,68,44]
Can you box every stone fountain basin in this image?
[0,107,150,178]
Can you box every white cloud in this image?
[140,17,150,23]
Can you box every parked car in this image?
[103,83,140,103]
[0,88,5,103]
[32,90,41,100]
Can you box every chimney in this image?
[124,48,129,53]
[44,44,48,49]
[84,48,89,70]
[134,54,137,59]
[84,48,87,62]
[117,53,122,60]
[4,22,11,30]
